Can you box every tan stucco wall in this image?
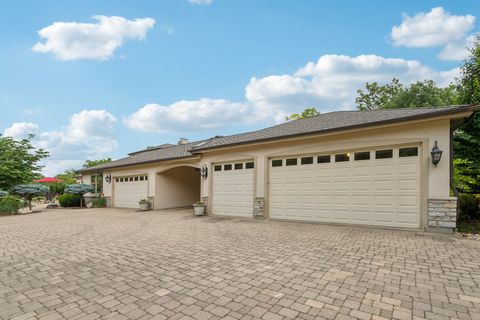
[84,116,458,225]
[200,118,451,200]
[156,166,200,209]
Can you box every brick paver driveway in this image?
[1,208,480,320]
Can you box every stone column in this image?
[427,198,457,232]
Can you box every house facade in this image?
[78,106,478,231]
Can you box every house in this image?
[78,105,479,231]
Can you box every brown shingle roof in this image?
[191,105,478,151]
[79,105,477,172]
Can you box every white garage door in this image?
[113,175,149,208]
[212,161,255,217]
[269,145,421,228]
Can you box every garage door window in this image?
[286,158,298,166]
[140,176,144,181]
[317,155,330,163]
[224,164,232,171]
[272,159,283,167]
[246,162,254,169]
[354,151,370,161]
[399,147,418,157]
[235,163,243,170]
[301,157,314,165]
[335,153,350,162]
[375,149,393,159]
[214,165,222,171]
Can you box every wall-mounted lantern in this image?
[200,165,208,179]
[105,174,112,183]
[431,141,443,166]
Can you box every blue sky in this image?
[0,0,478,176]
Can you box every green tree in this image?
[454,34,480,193]
[285,107,320,121]
[55,169,77,184]
[11,184,49,210]
[355,79,458,110]
[64,184,95,207]
[0,134,49,191]
[83,158,112,168]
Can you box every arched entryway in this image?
[155,166,201,209]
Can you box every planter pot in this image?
[193,204,206,216]
[139,202,150,211]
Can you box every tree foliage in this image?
[355,79,459,110]
[11,184,49,210]
[83,158,112,168]
[55,169,77,184]
[285,107,320,121]
[0,134,49,191]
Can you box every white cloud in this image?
[32,15,155,60]
[390,7,477,61]
[438,33,478,61]
[2,110,117,176]
[3,122,40,139]
[125,54,459,133]
[188,0,212,5]
[124,99,253,133]
[391,7,475,47]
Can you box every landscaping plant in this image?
[58,193,82,207]
[10,184,49,211]
[0,195,23,215]
[64,184,94,207]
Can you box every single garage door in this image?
[269,145,421,228]
[212,161,255,217]
[113,175,149,208]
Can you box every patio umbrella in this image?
[33,177,64,183]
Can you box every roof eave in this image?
[191,105,480,153]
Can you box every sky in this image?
[0,0,478,176]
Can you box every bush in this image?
[458,193,480,221]
[91,197,107,208]
[58,194,82,207]
[0,196,24,215]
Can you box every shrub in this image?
[58,194,82,207]
[0,190,8,197]
[458,193,480,221]
[92,197,107,208]
[0,196,23,215]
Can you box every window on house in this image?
[235,163,243,170]
[115,178,119,182]
[134,176,139,181]
[129,177,134,181]
[139,176,144,181]
[335,153,350,162]
[301,157,314,165]
[246,162,254,169]
[317,155,330,163]
[224,164,232,171]
[375,149,393,159]
[145,176,148,181]
[286,158,297,166]
[399,147,418,157]
[214,165,222,171]
[272,159,283,167]
[354,151,370,161]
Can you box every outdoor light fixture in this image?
[200,165,208,179]
[105,174,112,183]
[431,141,443,166]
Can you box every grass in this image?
[456,220,480,234]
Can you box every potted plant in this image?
[139,199,150,211]
[193,201,206,216]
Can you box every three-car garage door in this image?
[212,161,255,217]
[269,145,421,228]
[113,175,149,208]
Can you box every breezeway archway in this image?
[155,165,201,209]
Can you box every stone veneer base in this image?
[427,198,457,232]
